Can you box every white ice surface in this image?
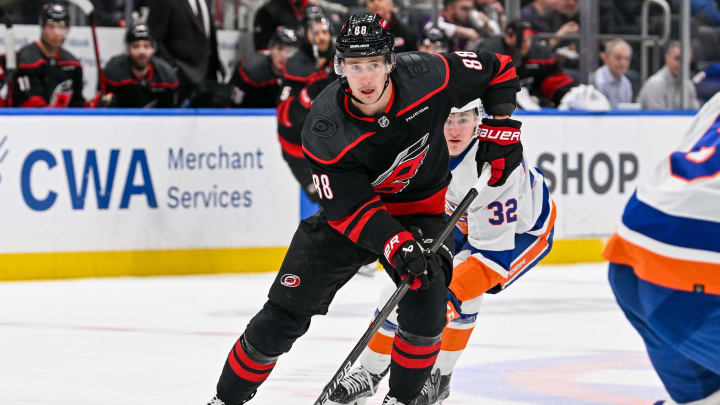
[0,263,667,405]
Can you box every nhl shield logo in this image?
[378,116,390,128]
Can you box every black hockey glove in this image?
[417,236,454,288]
[390,238,429,291]
[475,117,524,187]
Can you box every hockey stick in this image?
[67,0,107,93]
[314,165,491,405]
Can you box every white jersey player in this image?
[328,100,557,404]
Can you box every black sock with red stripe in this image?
[388,328,442,401]
[217,334,278,405]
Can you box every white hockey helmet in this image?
[450,98,482,114]
[446,99,481,130]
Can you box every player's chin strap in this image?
[340,75,390,105]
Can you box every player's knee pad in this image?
[245,300,312,357]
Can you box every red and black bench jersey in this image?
[103,55,179,108]
[478,37,575,106]
[12,42,84,108]
[277,48,336,159]
[228,50,281,108]
[0,54,5,107]
[301,51,520,258]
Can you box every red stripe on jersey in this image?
[383,186,448,216]
[227,351,273,382]
[383,231,414,264]
[19,59,47,69]
[489,54,518,86]
[278,136,305,158]
[391,351,439,369]
[328,196,382,235]
[393,336,442,355]
[541,73,574,102]
[299,87,312,108]
[20,96,48,107]
[58,60,81,67]
[239,66,279,88]
[348,205,386,242]
[495,53,511,74]
[151,81,179,89]
[344,95,374,122]
[277,96,294,127]
[396,54,450,117]
[233,339,276,371]
[106,78,137,87]
[525,58,557,65]
[303,131,377,165]
[384,82,395,114]
[283,65,328,83]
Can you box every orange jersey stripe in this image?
[440,327,474,352]
[603,234,720,295]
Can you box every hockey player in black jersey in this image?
[12,2,84,108]
[228,26,298,108]
[102,24,179,108]
[277,7,336,203]
[207,13,521,405]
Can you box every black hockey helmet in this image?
[269,26,299,48]
[334,14,395,76]
[303,6,330,31]
[125,24,155,46]
[40,2,69,27]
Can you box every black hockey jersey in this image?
[228,51,281,108]
[12,41,84,107]
[301,51,520,258]
[277,46,336,158]
[477,37,575,106]
[103,54,179,108]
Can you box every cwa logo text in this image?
[21,149,156,211]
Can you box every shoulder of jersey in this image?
[240,52,276,84]
[103,55,130,79]
[393,52,450,114]
[151,56,178,82]
[17,43,44,67]
[59,47,80,63]
[284,51,320,82]
[302,81,368,165]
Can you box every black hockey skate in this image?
[412,369,451,405]
[328,365,389,404]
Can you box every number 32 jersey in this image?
[446,140,556,297]
[301,51,520,260]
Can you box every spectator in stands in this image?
[367,0,417,52]
[551,0,579,61]
[477,20,575,107]
[472,0,505,36]
[148,0,224,105]
[424,0,481,53]
[638,41,700,109]
[228,26,299,108]
[521,0,561,33]
[591,39,633,109]
[102,25,179,108]
[418,25,450,53]
[253,0,308,51]
[12,2,85,108]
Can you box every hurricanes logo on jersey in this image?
[371,134,430,194]
[281,274,301,287]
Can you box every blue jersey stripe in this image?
[530,179,551,232]
[623,192,720,253]
[449,138,477,171]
